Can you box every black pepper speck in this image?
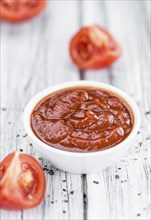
[145,111,150,115]
[115,175,120,179]
[83,193,87,198]
[64,200,68,203]
[93,181,99,184]
[23,134,27,138]
[48,170,54,175]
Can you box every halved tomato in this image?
[0,0,46,22]
[69,25,121,70]
[0,151,46,210]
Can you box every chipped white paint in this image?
[1,1,150,220]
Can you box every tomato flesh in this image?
[0,0,46,22]
[70,25,121,70]
[0,151,46,210]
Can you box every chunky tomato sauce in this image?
[31,87,133,152]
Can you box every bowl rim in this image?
[23,80,141,157]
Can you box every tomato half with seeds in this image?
[69,25,121,70]
[0,0,46,22]
[0,151,46,210]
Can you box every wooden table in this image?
[1,1,150,219]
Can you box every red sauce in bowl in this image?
[31,87,134,152]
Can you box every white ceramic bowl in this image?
[23,81,141,174]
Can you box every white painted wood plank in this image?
[144,0,150,25]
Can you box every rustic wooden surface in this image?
[1,0,150,219]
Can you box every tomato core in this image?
[18,163,38,199]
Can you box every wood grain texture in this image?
[0,1,150,220]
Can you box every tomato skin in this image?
[69,25,121,70]
[0,0,46,23]
[0,152,46,210]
